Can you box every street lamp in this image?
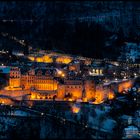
[41,112,44,116]
[134,98,137,101]
[62,73,65,77]
[123,76,126,79]
[115,78,118,81]
[113,72,116,75]
[58,70,62,75]
[134,73,137,77]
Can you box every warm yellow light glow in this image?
[100,69,103,74]
[58,71,62,75]
[31,94,36,99]
[68,98,73,101]
[37,95,40,99]
[56,57,72,64]
[28,55,72,64]
[42,96,45,99]
[94,89,105,104]
[83,97,87,102]
[108,91,115,100]
[118,81,133,93]
[43,56,53,63]
[1,101,4,104]
[62,74,65,77]
[0,99,13,105]
[28,56,35,61]
[92,100,104,104]
[72,105,80,113]
[96,69,99,74]
[36,57,43,62]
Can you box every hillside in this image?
[0,1,139,59]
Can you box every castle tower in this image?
[84,80,96,100]
[9,67,21,88]
[82,80,86,101]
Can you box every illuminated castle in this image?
[9,67,58,91]
[9,67,96,100]
[8,67,116,102]
[57,79,95,100]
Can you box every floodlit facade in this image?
[9,67,58,91]
[57,79,83,99]
[57,79,96,100]
[9,67,21,88]
[8,66,115,102]
[28,55,73,64]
